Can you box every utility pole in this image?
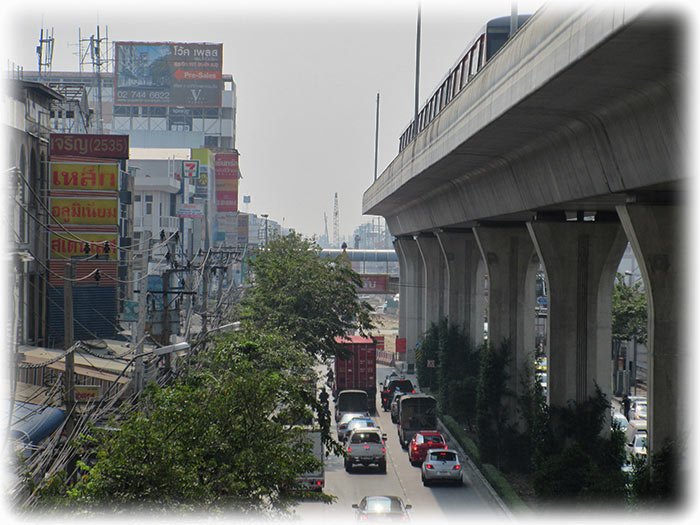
[63,263,75,432]
[133,254,148,393]
[161,271,171,370]
[201,263,209,334]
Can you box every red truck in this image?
[333,335,381,415]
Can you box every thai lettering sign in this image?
[214,152,239,213]
[237,213,249,245]
[357,274,390,294]
[50,134,129,159]
[114,42,223,107]
[50,232,119,260]
[176,203,204,219]
[75,385,101,403]
[50,162,119,192]
[50,197,119,226]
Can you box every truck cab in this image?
[344,427,387,473]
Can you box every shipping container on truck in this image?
[334,335,381,415]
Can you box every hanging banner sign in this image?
[50,133,129,159]
[50,162,120,192]
[214,152,239,213]
[50,197,119,226]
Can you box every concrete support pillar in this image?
[617,204,684,456]
[415,233,445,333]
[435,230,486,349]
[528,219,627,410]
[393,238,408,340]
[473,224,538,422]
[394,236,424,370]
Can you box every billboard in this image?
[214,152,239,212]
[357,274,390,294]
[191,148,213,198]
[237,214,249,245]
[50,133,129,159]
[114,42,223,107]
[50,162,119,192]
[176,203,205,219]
[50,197,119,226]
[50,232,119,260]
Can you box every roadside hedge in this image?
[441,414,529,513]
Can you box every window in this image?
[145,202,152,215]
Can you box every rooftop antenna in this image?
[37,27,55,79]
[79,26,110,132]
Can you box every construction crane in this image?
[333,192,340,248]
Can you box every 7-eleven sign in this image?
[182,160,200,179]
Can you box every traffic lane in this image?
[376,364,508,520]
[378,396,498,522]
[294,364,506,523]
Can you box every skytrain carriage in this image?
[399,14,532,152]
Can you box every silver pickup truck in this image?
[344,427,387,473]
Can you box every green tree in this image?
[237,232,374,360]
[38,332,337,513]
[612,272,648,345]
[475,340,511,467]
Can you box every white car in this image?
[612,411,628,432]
[632,400,647,420]
[627,432,648,461]
[337,412,370,441]
[421,449,462,486]
[343,417,379,442]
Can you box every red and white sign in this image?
[357,274,389,294]
[215,152,239,213]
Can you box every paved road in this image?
[292,364,508,523]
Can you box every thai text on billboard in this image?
[50,232,119,260]
[215,152,239,212]
[50,162,119,192]
[50,197,119,226]
[50,133,129,159]
[176,203,205,219]
[114,42,223,107]
[357,274,390,294]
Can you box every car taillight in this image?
[453,465,461,470]
[360,515,368,521]
[412,444,417,451]
[347,447,352,452]
[316,480,322,486]
[382,447,386,453]
[411,389,415,393]
[425,464,434,469]
[401,516,408,521]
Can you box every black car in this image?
[380,378,414,410]
[352,495,412,522]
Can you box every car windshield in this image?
[340,413,365,425]
[364,497,403,513]
[349,419,375,429]
[351,432,382,444]
[430,451,457,461]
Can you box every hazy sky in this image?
[3,0,691,240]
